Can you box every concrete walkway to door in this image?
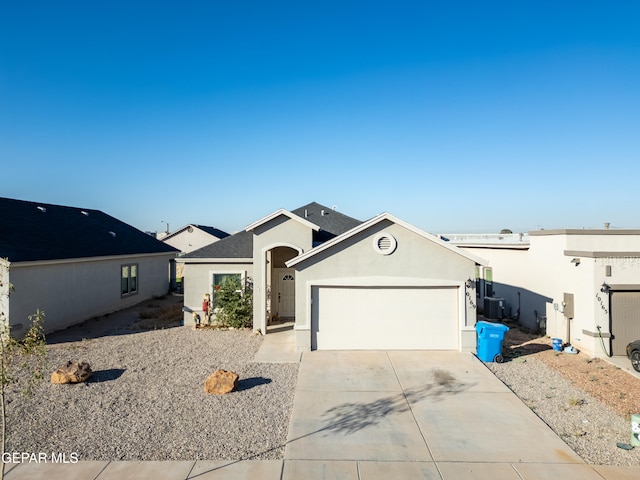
[283,350,640,479]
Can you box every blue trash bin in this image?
[476,320,510,363]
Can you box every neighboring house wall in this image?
[0,259,9,331]
[459,231,640,358]
[292,220,479,351]
[180,260,253,326]
[8,253,175,335]
[163,228,222,254]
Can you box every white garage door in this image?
[312,286,459,350]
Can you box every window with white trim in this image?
[121,264,138,296]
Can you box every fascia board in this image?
[177,257,253,264]
[9,251,177,268]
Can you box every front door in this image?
[275,268,295,319]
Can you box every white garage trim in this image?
[299,277,465,351]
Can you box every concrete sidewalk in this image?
[5,349,640,479]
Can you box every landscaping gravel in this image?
[487,356,640,466]
[6,327,299,461]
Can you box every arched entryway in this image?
[268,246,298,322]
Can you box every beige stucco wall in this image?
[250,216,313,334]
[180,260,253,326]
[163,228,221,254]
[461,233,640,358]
[7,253,175,337]
[292,220,478,351]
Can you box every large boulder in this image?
[204,369,239,395]
[51,361,93,384]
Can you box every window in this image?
[213,273,242,289]
[121,264,138,296]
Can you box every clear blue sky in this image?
[2,1,639,234]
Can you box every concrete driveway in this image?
[283,350,607,480]
[6,348,639,479]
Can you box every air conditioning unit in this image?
[484,297,505,320]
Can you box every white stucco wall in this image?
[8,253,175,336]
[460,231,640,358]
[292,220,478,351]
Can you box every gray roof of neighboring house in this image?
[182,202,362,259]
[0,197,179,263]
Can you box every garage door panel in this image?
[611,291,640,355]
[312,286,459,350]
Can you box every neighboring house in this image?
[160,224,229,254]
[0,197,178,336]
[449,229,640,358]
[179,202,486,352]
[160,224,230,292]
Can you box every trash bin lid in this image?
[475,320,509,332]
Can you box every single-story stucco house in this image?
[448,229,640,358]
[178,202,487,352]
[0,197,178,336]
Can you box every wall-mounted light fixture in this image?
[600,283,610,294]
[465,278,475,289]
[570,258,580,266]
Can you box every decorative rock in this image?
[51,361,93,384]
[204,369,239,395]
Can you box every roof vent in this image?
[321,209,326,216]
[108,231,117,237]
[81,210,89,216]
[373,232,397,255]
[37,206,46,213]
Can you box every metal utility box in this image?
[484,297,505,320]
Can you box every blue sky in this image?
[2,1,639,234]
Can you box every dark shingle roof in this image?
[183,229,253,259]
[291,202,362,238]
[183,202,362,260]
[0,197,178,263]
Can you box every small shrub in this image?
[213,277,253,329]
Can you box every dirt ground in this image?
[501,326,640,418]
[46,294,184,344]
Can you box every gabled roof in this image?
[182,202,363,260]
[245,208,320,232]
[286,212,488,268]
[162,224,230,242]
[0,197,178,263]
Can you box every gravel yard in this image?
[486,328,640,466]
[5,298,298,461]
[6,298,640,466]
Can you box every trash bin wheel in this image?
[494,354,504,363]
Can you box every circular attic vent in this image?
[373,232,397,255]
